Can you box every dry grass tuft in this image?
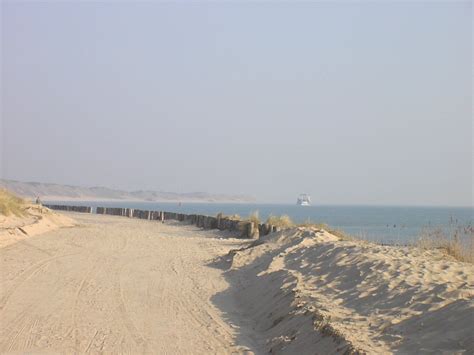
[327,228,354,241]
[297,219,329,229]
[415,222,473,263]
[247,211,260,225]
[266,214,294,228]
[296,219,355,241]
[297,216,473,263]
[0,189,26,216]
[237,211,261,233]
[216,212,241,221]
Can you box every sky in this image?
[1,1,472,206]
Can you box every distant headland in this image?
[0,179,256,203]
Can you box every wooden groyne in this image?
[43,204,92,213]
[44,204,280,239]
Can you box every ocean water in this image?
[47,201,473,244]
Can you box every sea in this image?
[46,201,473,245]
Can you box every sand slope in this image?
[0,205,75,248]
[0,213,257,354]
[224,228,474,354]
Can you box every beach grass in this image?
[298,220,329,230]
[216,212,241,221]
[266,214,294,228]
[254,213,473,263]
[294,218,473,263]
[295,219,352,240]
[305,220,474,263]
[248,211,260,225]
[0,189,26,216]
[326,228,354,241]
[415,223,473,263]
[237,211,261,233]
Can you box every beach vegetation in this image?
[266,214,294,228]
[0,189,26,216]
[297,219,355,241]
[248,211,260,225]
[415,222,473,263]
[327,228,353,241]
[237,211,260,233]
[297,218,330,230]
[297,218,473,262]
[299,221,329,230]
[216,212,241,221]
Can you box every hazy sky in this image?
[1,1,472,205]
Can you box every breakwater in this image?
[43,204,92,213]
[44,204,281,239]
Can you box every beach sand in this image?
[1,213,472,354]
[224,228,474,354]
[0,213,256,354]
[0,204,75,249]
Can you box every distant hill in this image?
[0,179,255,203]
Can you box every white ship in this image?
[297,194,311,206]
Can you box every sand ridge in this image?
[0,205,75,248]
[224,228,474,354]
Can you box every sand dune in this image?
[223,228,473,354]
[0,204,75,248]
[1,214,472,354]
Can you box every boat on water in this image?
[297,194,311,206]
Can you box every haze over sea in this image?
[48,200,472,244]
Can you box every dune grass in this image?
[216,212,241,221]
[415,223,473,263]
[237,211,261,233]
[247,211,260,225]
[297,219,473,263]
[266,214,294,228]
[299,219,473,263]
[294,219,352,240]
[298,220,329,230]
[326,228,354,241]
[226,211,474,263]
[0,189,26,216]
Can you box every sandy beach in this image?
[1,212,473,354]
[0,213,258,353]
[3,2,471,353]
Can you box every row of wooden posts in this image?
[43,204,93,213]
[43,205,282,239]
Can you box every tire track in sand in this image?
[65,256,100,351]
[112,263,148,350]
[0,253,79,311]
